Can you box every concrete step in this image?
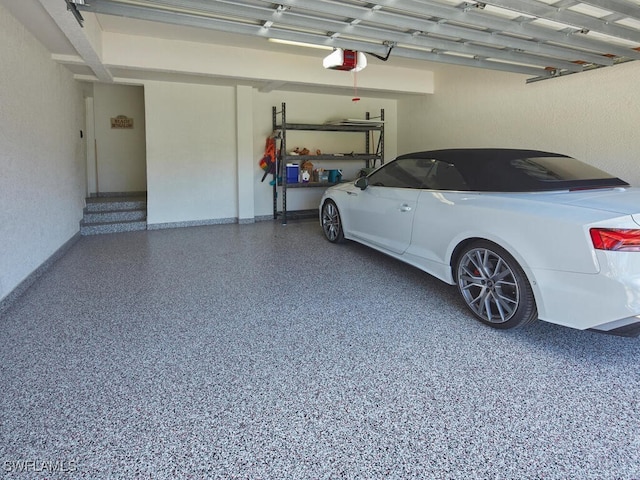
[81,194,147,235]
[85,197,147,213]
[82,208,147,224]
[80,219,147,236]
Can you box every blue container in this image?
[286,164,299,184]
[328,169,342,183]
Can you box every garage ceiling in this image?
[71,0,640,82]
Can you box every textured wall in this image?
[144,81,237,225]
[398,61,640,186]
[0,4,85,302]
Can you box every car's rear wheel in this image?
[321,200,344,243]
[455,241,537,329]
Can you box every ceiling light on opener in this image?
[268,38,333,51]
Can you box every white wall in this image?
[144,81,238,226]
[142,82,398,225]
[92,83,146,194]
[0,4,85,302]
[398,61,640,186]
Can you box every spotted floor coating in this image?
[1,220,639,479]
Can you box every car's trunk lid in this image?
[558,187,640,225]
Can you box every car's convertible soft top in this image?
[394,149,629,192]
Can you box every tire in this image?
[321,200,345,243]
[455,240,537,329]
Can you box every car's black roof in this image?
[392,148,628,192]
[396,148,567,163]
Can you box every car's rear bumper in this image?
[532,250,640,333]
[587,317,640,337]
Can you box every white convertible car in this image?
[319,149,640,336]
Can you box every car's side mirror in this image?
[355,177,369,190]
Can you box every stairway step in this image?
[85,199,147,213]
[82,195,147,235]
[83,209,147,224]
[80,220,147,236]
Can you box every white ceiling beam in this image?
[259,81,288,93]
[51,53,85,65]
[38,0,112,82]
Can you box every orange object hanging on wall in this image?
[259,137,277,182]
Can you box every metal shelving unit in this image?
[271,102,384,224]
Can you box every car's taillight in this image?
[590,228,640,251]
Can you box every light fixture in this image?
[323,49,367,72]
[267,38,333,51]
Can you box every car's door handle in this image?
[400,204,412,212]
[347,191,358,196]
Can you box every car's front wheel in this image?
[321,200,344,243]
[455,241,537,329]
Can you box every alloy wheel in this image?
[322,201,343,243]
[457,247,520,324]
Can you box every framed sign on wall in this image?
[111,115,134,129]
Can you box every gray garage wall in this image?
[0,4,85,304]
[397,61,640,186]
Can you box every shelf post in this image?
[281,102,288,225]
[272,105,278,219]
[380,108,385,165]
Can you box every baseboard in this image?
[0,232,81,317]
[147,215,284,229]
[255,215,276,222]
[147,217,237,230]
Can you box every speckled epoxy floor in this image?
[1,220,639,479]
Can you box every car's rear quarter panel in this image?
[407,191,607,276]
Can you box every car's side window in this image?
[424,160,469,191]
[367,158,433,188]
[368,158,468,190]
